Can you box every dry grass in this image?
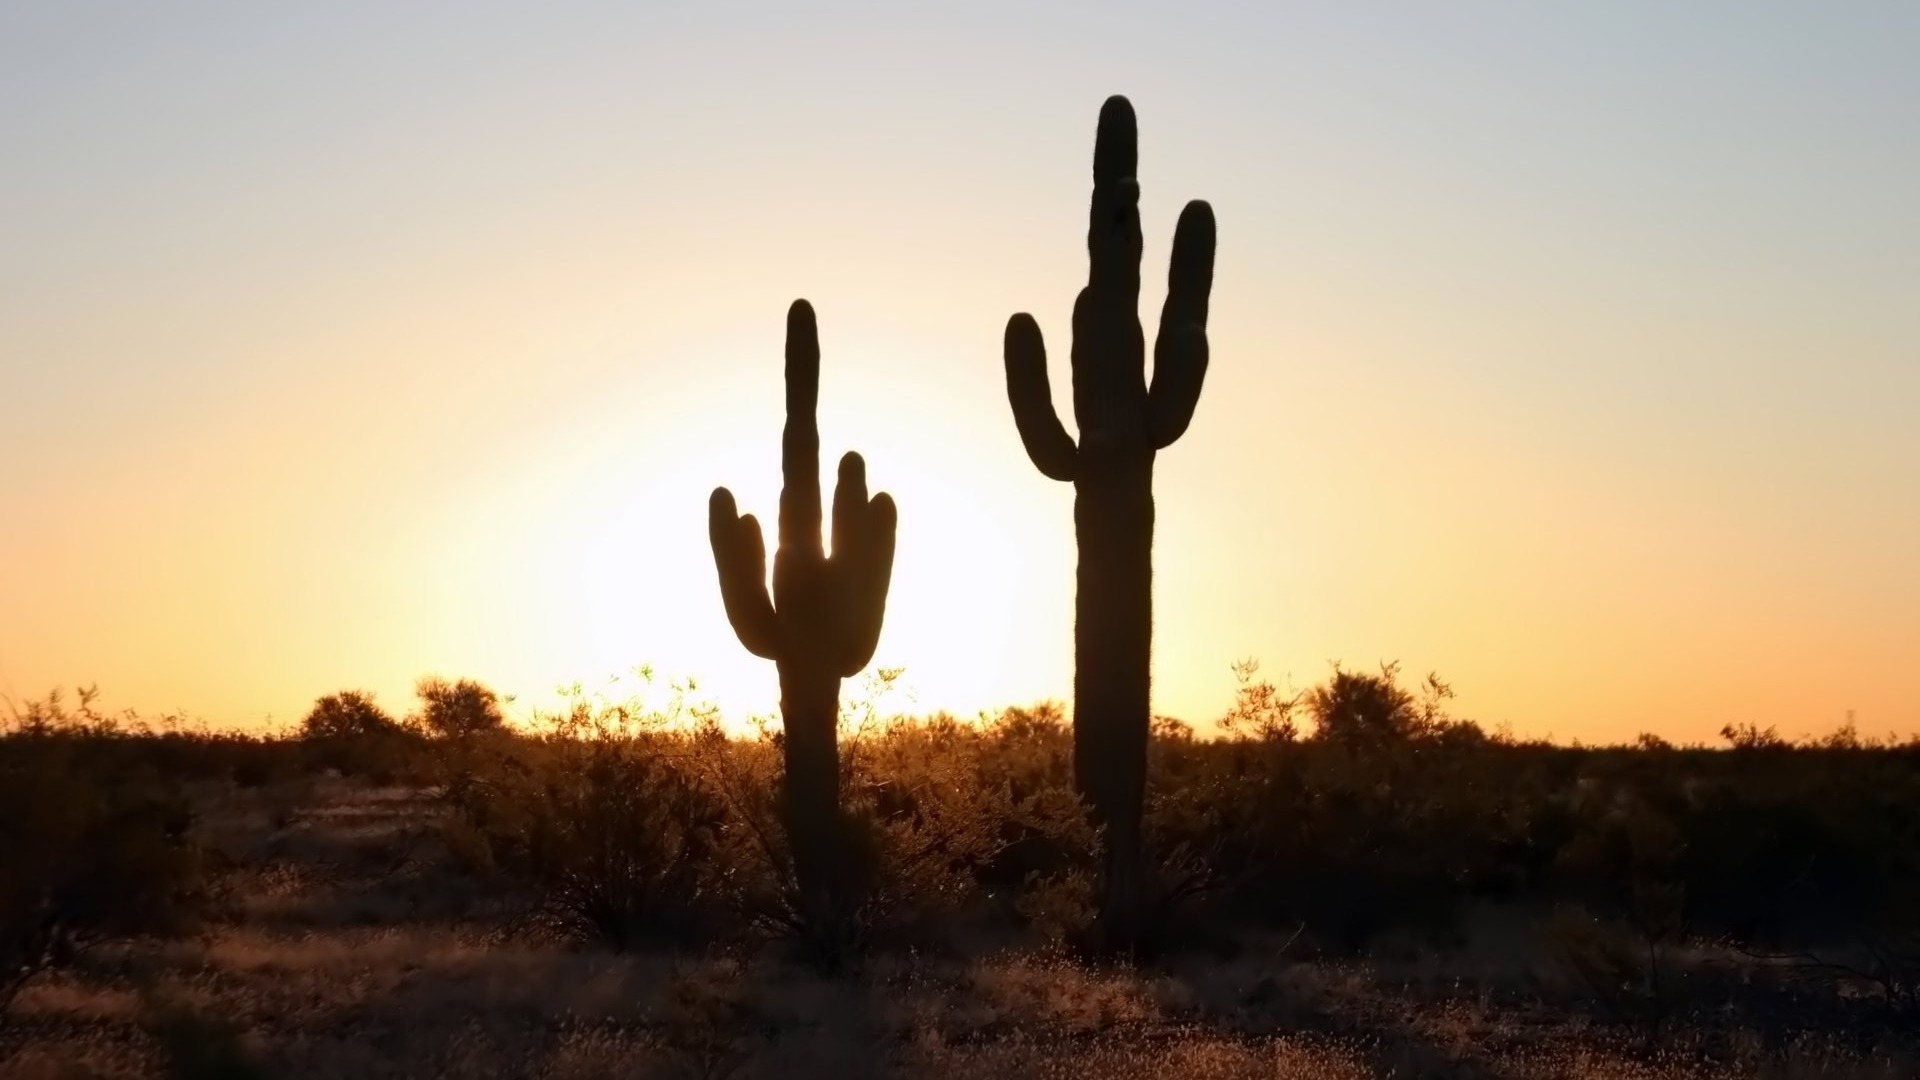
[3,774,1912,1080]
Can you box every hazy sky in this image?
[3,2,1916,743]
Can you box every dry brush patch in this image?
[5,682,1920,1077]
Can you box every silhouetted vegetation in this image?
[294,688,429,782]
[707,299,899,962]
[414,675,508,739]
[298,689,401,740]
[1003,94,1218,955]
[5,671,1918,1075]
[0,689,206,1018]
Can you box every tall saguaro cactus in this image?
[709,299,898,934]
[1003,96,1217,951]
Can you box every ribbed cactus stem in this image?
[710,300,897,935]
[1003,96,1216,953]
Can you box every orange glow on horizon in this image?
[3,5,1915,746]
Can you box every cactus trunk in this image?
[709,300,897,947]
[1074,466,1156,946]
[1003,96,1216,954]
[777,664,841,930]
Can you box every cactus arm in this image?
[830,450,871,568]
[832,482,897,677]
[828,451,896,673]
[779,299,825,560]
[1004,314,1079,481]
[708,488,781,659]
[862,491,898,612]
[1147,199,1217,449]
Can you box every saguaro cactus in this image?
[709,299,898,934]
[1002,96,1216,951]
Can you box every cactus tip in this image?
[1094,97,1137,183]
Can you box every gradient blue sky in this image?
[3,2,1916,741]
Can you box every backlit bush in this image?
[1,690,205,1015]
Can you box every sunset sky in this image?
[3,3,1915,744]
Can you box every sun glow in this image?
[389,333,1077,730]
[5,4,1916,742]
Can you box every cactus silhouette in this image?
[709,299,898,939]
[1002,95,1216,951]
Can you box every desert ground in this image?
[4,682,1917,1079]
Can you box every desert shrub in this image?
[1,693,205,1016]
[7,666,1920,1027]
[1305,661,1427,748]
[300,689,401,739]
[658,693,1090,964]
[844,712,1089,948]
[1722,722,1791,751]
[439,683,734,948]
[415,676,506,738]
[3,687,302,787]
[972,704,1083,880]
[1549,905,1673,1029]
[668,712,895,961]
[509,740,723,947]
[1142,662,1531,951]
[295,690,432,783]
[1672,744,1920,1018]
[975,706,1102,946]
[1142,667,1304,929]
[1218,659,1302,742]
[670,715,809,938]
[1553,790,1693,1034]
